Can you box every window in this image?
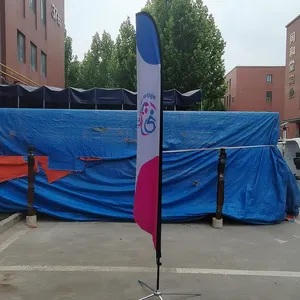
[23,0,26,17]
[41,51,47,77]
[266,91,272,103]
[266,74,272,83]
[41,0,46,25]
[30,42,37,71]
[17,31,25,63]
[29,0,36,13]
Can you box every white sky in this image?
[65,0,300,73]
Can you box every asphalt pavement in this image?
[0,219,300,299]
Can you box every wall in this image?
[0,1,6,79]
[224,67,237,111]
[3,0,64,87]
[284,16,300,137]
[226,66,285,119]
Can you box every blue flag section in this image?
[0,109,299,222]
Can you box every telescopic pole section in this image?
[155,93,163,292]
[216,148,227,220]
[156,246,162,292]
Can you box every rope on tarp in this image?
[163,144,277,154]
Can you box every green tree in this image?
[80,32,101,89]
[65,0,226,110]
[110,17,136,91]
[143,0,226,110]
[202,98,225,111]
[64,31,82,88]
[80,31,115,89]
[100,31,115,87]
[67,56,82,88]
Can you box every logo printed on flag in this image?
[138,92,157,136]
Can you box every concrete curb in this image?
[0,213,24,234]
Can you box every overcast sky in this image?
[65,0,300,73]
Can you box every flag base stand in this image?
[138,281,163,300]
[137,280,202,300]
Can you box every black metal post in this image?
[216,148,227,220]
[27,145,36,217]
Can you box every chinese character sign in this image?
[288,31,296,99]
[290,32,296,44]
[289,88,295,99]
[289,74,296,86]
[51,5,62,27]
[290,46,296,57]
[289,60,296,72]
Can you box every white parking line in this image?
[0,265,158,273]
[294,219,300,226]
[0,229,29,253]
[0,265,300,278]
[175,268,300,278]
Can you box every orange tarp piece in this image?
[35,156,72,183]
[0,156,28,183]
[0,156,72,183]
[0,156,103,183]
[79,157,103,161]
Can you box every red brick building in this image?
[225,66,285,119]
[0,0,65,87]
[284,14,300,137]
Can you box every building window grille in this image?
[266,91,272,103]
[41,0,46,25]
[41,51,47,77]
[29,0,36,14]
[30,42,37,71]
[17,31,26,63]
[266,74,272,83]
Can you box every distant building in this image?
[284,14,300,137]
[225,66,285,119]
[0,0,65,87]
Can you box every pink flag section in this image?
[134,156,159,247]
[134,12,162,249]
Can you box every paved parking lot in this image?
[0,219,300,299]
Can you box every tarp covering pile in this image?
[0,109,299,222]
[0,85,201,108]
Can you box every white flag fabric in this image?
[134,12,162,249]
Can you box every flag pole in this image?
[135,12,200,300]
[155,11,163,292]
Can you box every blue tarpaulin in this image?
[0,109,299,222]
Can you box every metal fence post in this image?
[26,145,37,228]
[212,148,227,229]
